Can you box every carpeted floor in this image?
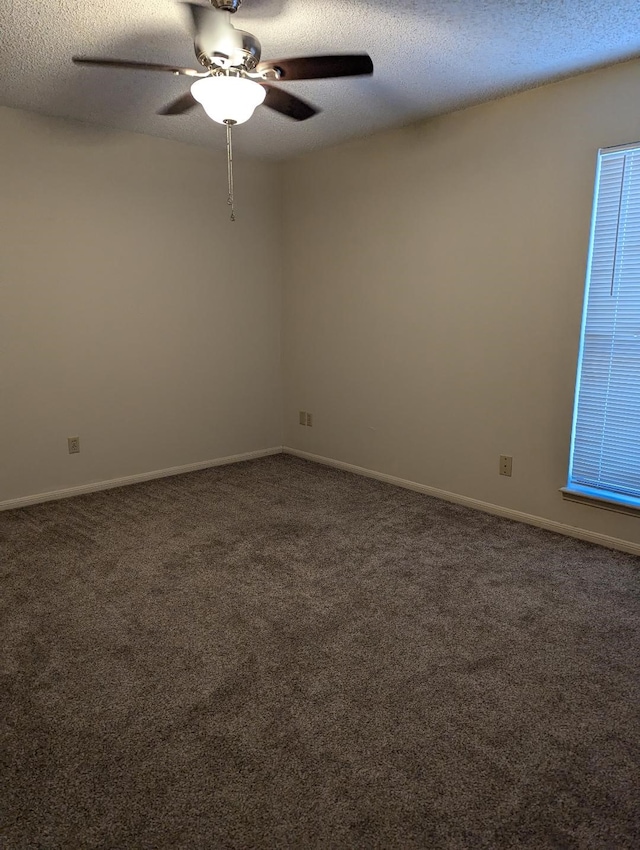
[1,454,639,849]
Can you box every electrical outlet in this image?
[68,436,80,454]
[299,411,306,426]
[306,412,313,427]
[499,455,512,476]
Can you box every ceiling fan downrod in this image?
[211,0,242,12]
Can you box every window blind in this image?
[568,144,640,508]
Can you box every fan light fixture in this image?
[190,75,266,125]
[73,0,374,220]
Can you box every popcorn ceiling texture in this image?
[1,0,640,158]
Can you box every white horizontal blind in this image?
[568,145,640,505]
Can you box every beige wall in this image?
[0,107,282,503]
[4,61,640,546]
[282,59,640,546]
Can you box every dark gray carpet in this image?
[1,454,639,849]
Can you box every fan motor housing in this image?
[195,29,261,70]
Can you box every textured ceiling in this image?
[2,0,640,160]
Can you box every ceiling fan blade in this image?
[261,84,318,121]
[158,92,200,115]
[257,53,373,81]
[73,57,207,77]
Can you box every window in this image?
[566,143,640,512]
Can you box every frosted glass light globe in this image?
[190,76,266,125]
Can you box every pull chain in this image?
[225,119,236,222]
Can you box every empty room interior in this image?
[1,0,639,847]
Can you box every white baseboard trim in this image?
[284,447,640,557]
[0,447,283,512]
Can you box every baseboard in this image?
[0,447,283,511]
[284,447,640,557]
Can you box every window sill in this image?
[561,487,640,517]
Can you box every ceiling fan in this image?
[73,0,374,218]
